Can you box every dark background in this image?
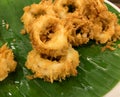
[109,0,120,3]
[109,0,120,7]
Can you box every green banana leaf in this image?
[0,0,120,97]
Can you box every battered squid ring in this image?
[66,15,92,46]
[53,0,85,18]
[25,47,79,83]
[30,15,70,57]
[21,0,55,33]
[91,11,117,43]
[0,44,17,81]
[83,0,108,21]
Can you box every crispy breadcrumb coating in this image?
[0,44,17,81]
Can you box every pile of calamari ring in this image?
[21,0,120,83]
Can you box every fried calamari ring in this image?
[21,0,55,33]
[91,11,118,43]
[30,15,70,57]
[25,47,79,83]
[66,15,92,46]
[83,0,107,19]
[0,44,17,81]
[80,0,119,44]
[53,0,85,18]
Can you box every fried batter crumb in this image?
[20,29,26,35]
[26,75,34,80]
[6,23,9,30]
[101,42,116,52]
[117,44,120,48]
[0,43,17,81]
[13,39,16,42]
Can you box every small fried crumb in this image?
[20,29,26,35]
[101,46,116,52]
[13,39,16,42]
[117,44,120,48]
[26,75,34,80]
[91,44,95,48]
[101,42,116,52]
[6,23,9,30]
